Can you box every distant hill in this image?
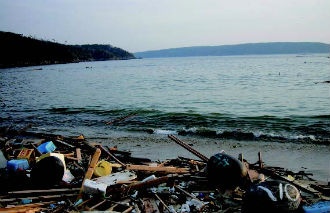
[0,31,135,68]
[135,42,330,58]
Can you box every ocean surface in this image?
[1,54,329,144]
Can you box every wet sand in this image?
[96,133,330,182]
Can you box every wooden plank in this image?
[126,164,189,173]
[1,193,77,203]
[76,148,82,163]
[8,188,80,195]
[0,201,53,212]
[65,156,79,161]
[76,148,101,201]
[0,207,42,213]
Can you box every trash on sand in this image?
[0,129,329,213]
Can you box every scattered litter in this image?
[0,130,329,213]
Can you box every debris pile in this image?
[0,129,329,213]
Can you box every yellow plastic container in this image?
[93,160,112,177]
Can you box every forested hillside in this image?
[0,31,135,68]
[135,42,330,58]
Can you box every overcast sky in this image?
[1,0,329,52]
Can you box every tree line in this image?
[0,31,136,68]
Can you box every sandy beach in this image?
[1,132,329,183]
[95,133,330,182]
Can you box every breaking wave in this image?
[1,107,329,145]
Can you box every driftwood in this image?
[168,134,209,162]
[1,129,329,213]
[105,113,136,125]
[125,164,189,173]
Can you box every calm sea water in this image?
[1,54,329,143]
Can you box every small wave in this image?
[153,129,177,135]
[3,108,329,145]
[174,128,329,144]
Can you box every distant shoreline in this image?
[135,42,330,58]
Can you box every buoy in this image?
[207,152,248,189]
[30,156,65,187]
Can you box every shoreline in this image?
[94,133,330,182]
[1,131,329,182]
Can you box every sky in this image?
[1,0,330,52]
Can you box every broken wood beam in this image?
[126,164,189,173]
[76,148,101,201]
[0,201,53,213]
[168,134,209,162]
[7,188,80,196]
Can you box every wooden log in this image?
[126,164,189,173]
